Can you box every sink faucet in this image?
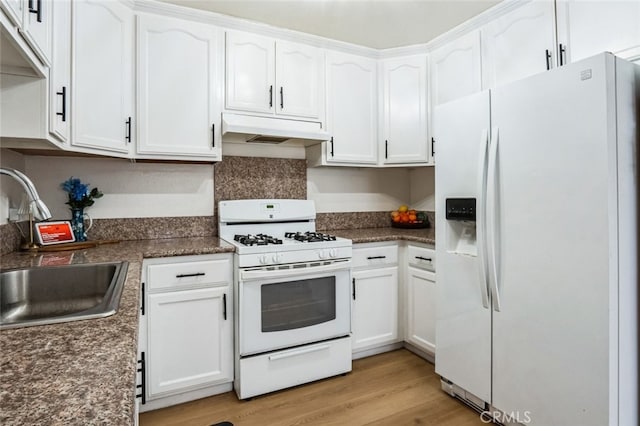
[0,167,52,221]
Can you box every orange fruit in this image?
[390,211,399,218]
[408,209,416,215]
[409,214,417,222]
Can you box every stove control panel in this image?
[316,248,339,260]
[237,246,353,268]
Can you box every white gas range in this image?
[218,199,353,400]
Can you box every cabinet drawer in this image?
[407,245,436,271]
[146,257,231,291]
[237,336,352,399]
[352,244,398,269]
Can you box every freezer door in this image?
[435,91,491,404]
[489,53,616,425]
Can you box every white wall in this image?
[23,156,215,220]
[307,167,411,213]
[0,149,27,225]
[409,167,436,211]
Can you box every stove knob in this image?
[329,249,337,258]
[272,254,281,263]
[317,250,327,259]
[259,254,269,264]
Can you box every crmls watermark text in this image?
[480,410,532,424]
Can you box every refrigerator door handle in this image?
[477,129,490,309]
[487,127,502,312]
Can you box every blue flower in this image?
[72,183,88,201]
[60,177,103,209]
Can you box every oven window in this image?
[261,277,336,332]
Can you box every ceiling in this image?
[158,0,501,49]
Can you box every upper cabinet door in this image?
[137,14,221,159]
[0,0,23,27]
[49,0,70,143]
[556,0,640,65]
[72,0,133,154]
[20,0,52,66]
[275,41,322,119]
[325,51,377,165]
[382,55,429,164]
[225,31,274,114]
[430,30,482,107]
[481,1,556,89]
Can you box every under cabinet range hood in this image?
[221,113,329,146]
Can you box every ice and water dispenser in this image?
[445,198,477,256]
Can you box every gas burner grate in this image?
[234,234,283,246]
[284,231,338,243]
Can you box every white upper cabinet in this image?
[430,30,482,107]
[555,0,640,65]
[1,0,23,27]
[381,55,429,164]
[136,13,222,159]
[71,0,133,155]
[324,51,377,165]
[48,0,70,143]
[225,31,323,120]
[20,0,52,66]
[275,40,322,119]
[1,0,52,66]
[225,31,274,114]
[481,1,557,89]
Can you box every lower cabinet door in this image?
[147,286,232,398]
[351,266,399,351]
[406,267,436,354]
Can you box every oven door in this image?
[238,260,351,356]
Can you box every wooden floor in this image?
[139,349,484,426]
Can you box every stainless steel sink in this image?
[0,262,128,329]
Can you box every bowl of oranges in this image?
[390,205,430,229]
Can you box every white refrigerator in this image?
[434,53,638,425]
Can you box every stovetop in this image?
[234,232,338,247]
[285,232,337,242]
[234,234,284,246]
[218,199,352,267]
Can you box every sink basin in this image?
[0,262,128,329]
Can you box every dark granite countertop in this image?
[0,237,234,426]
[328,226,435,246]
[0,228,431,425]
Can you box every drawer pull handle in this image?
[269,344,331,361]
[367,256,386,260]
[176,272,206,278]
[416,256,432,262]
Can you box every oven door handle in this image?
[239,260,352,282]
